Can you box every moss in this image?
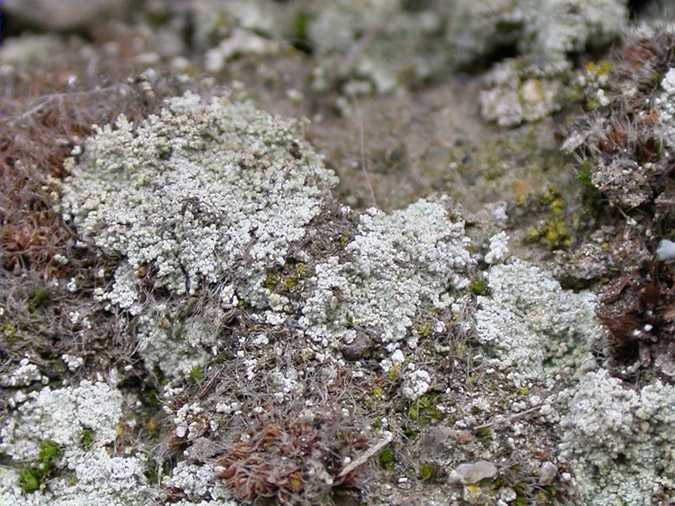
[38,440,60,463]
[576,161,594,189]
[408,394,444,425]
[527,188,573,250]
[264,270,279,291]
[19,440,62,494]
[475,426,493,448]
[80,428,95,450]
[291,11,313,54]
[378,447,395,471]
[415,320,433,339]
[339,230,352,247]
[514,495,528,506]
[387,364,401,382]
[283,262,305,291]
[28,286,50,312]
[469,278,489,296]
[418,462,438,481]
[518,386,529,396]
[19,467,40,494]
[189,366,204,382]
[2,321,18,344]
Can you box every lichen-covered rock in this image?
[447,0,628,67]
[445,0,523,67]
[520,0,627,60]
[61,92,337,298]
[475,260,601,383]
[189,0,290,50]
[560,369,675,505]
[301,199,473,348]
[479,58,567,126]
[307,0,445,95]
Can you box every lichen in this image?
[300,199,473,347]
[0,381,153,505]
[1,381,123,461]
[475,260,601,383]
[61,92,337,298]
[560,369,675,505]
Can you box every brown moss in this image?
[216,404,370,505]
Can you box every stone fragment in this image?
[450,460,498,484]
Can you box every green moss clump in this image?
[19,468,40,494]
[408,395,444,425]
[291,11,313,53]
[189,366,204,382]
[418,462,437,481]
[378,447,395,471]
[265,262,306,293]
[527,188,573,250]
[576,161,594,189]
[29,287,50,312]
[469,278,489,296]
[264,271,279,291]
[80,429,95,450]
[38,440,60,463]
[475,426,493,448]
[415,320,433,339]
[19,440,62,494]
[283,263,305,291]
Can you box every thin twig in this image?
[352,97,378,208]
[338,432,392,478]
[472,404,543,432]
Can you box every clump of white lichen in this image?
[301,198,473,349]
[61,91,337,299]
[0,380,154,505]
[479,58,568,127]
[560,369,675,505]
[475,260,601,383]
[447,0,627,67]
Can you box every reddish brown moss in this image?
[216,404,370,505]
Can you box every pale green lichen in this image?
[447,0,627,67]
[61,92,337,299]
[301,198,473,347]
[560,370,675,505]
[475,260,601,383]
[0,381,153,505]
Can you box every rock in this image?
[450,460,498,484]
[538,462,558,485]
[479,58,566,127]
[4,0,128,31]
[341,335,373,361]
